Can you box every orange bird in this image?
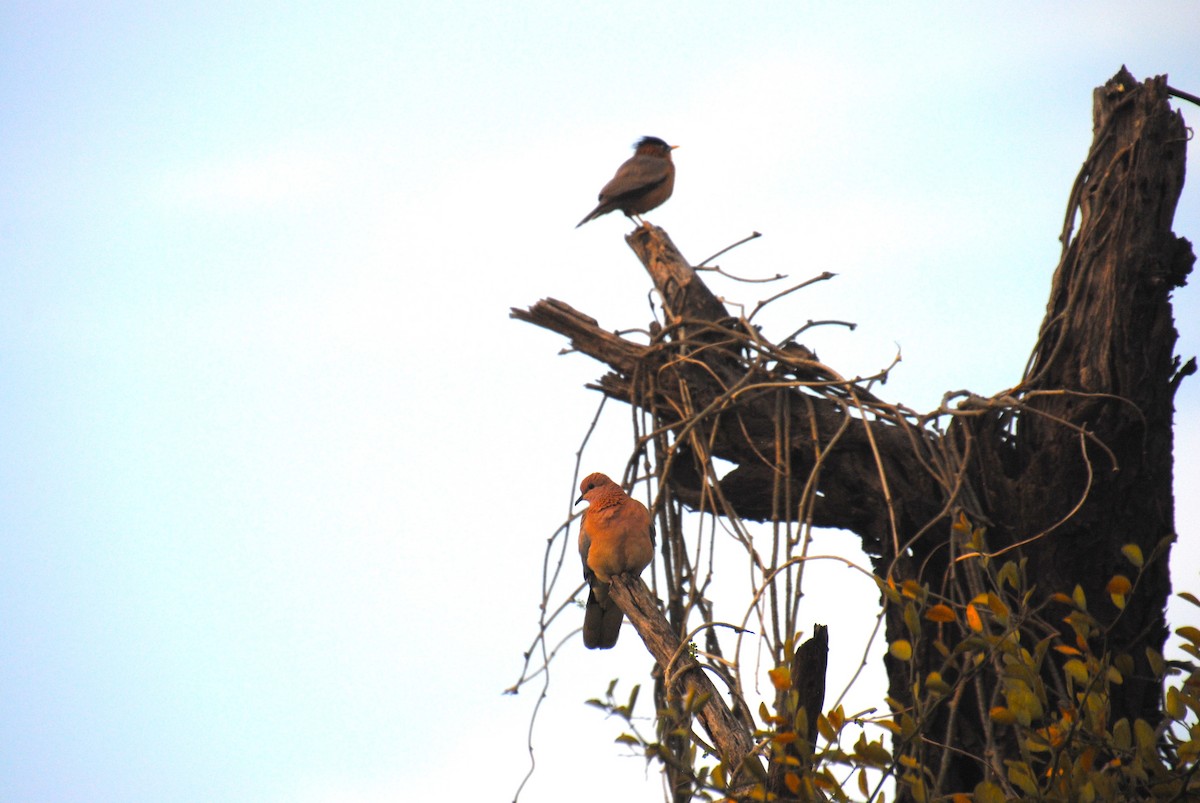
[576,472,655,649]
[576,136,678,228]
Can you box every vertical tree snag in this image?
[924,68,1194,791]
[511,68,1193,800]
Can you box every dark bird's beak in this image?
[575,494,585,505]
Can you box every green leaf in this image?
[1134,718,1156,753]
[903,602,922,639]
[1112,718,1131,750]
[1146,647,1165,677]
[998,560,1020,590]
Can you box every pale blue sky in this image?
[2,4,1198,802]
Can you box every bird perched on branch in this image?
[576,472,655,649]
[576,136,677,228]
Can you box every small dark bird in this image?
[576,136,677,228]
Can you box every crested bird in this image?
[576,136,677,228]
[576,472,655,649]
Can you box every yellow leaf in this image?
[1179,591,1200,608]
[926,672,951,695]
[890,639,913,661]
[925,603,956,623]
[901,579,923,599]
[746,785,770,801]
[1053,644,1081,655]
[768,666,792,690]
[986,592,1010,619]
[784,772,801,794]
[1106,574,1132,595]
[1176,625,1200,645]
[1167,686,1185,719]
[816,714,838,743]
[990,706,1016,725]
[973,782,1006,803]
[966,604,983,632]
[879,575,902,604]
[1008,761,1038,795]
[858,769,869,796]
[1134,718,1156,752]
[1063,659,1089,685]
[1121,543,1144,568]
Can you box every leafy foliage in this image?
[590,522,1200,801]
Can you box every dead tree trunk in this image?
[513,68,1193,800]
[881,68,1194,796]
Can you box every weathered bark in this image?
[766,625,829,797]
[513,68,1192,799]
[512,239,946,555]
[888,68,1194,795]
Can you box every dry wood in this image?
[513,68,1193,801]
[607,575,759,775]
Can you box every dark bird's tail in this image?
[582,583,623,649]
[576,204,606,228]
